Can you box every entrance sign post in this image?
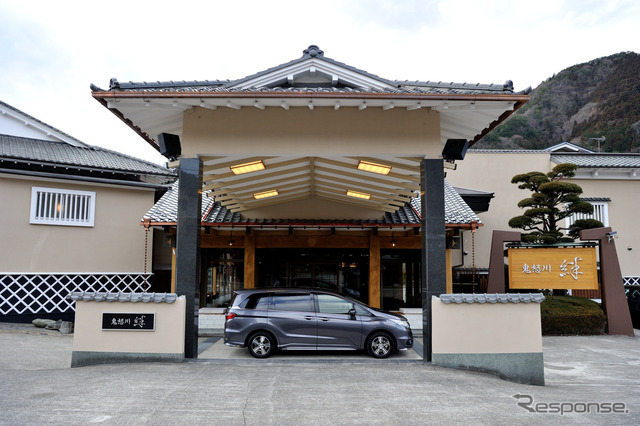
[175,158,203,358]
[580,227,634,336]
[421,158,447,362]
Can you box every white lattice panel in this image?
[0,273,151,315]
[624,276,640,286]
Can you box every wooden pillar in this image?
[580,227,634,336]
[170,245,176,293]
[369,232,381,308]
[446,249,453,294]
[244,232,256,289]
[487,230,521,293]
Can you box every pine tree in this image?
[508,163,603,243]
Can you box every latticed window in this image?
[565,200,609,228]
[30,187,96,227]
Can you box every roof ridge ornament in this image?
[303,45,324,57]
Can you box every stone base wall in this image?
[432,294,545,386]
[70,293,185,367]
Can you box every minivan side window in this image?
[317,294,353,314]
[241,293,271,310]
[271,294,313,312]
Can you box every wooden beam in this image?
[203,164,311,187]
[207,174,311,197]
[314,165,421,191]
[244,234,256,289]
[314,173,417,198]
[210,180,310,201]
[230,192,312,212]
[315,181,411,205]
[315,192,398,213]
[315,158,421,184]
[369,233,381,308]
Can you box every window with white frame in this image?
[565,199,609,229]
[30,187,96,227]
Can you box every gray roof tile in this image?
[104,45,520,96]
[410,180,481,225]
[107,82,517,96]
[143,179,480,226]
[67,292,178,303]
[439,293,545,304]
[551,153,640,168]
[1,134,175,178]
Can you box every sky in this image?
[1,0,639,164]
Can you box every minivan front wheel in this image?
[366,332,394,359]
[248,332,275,358]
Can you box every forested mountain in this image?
[475,52,640,152]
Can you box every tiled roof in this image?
[551,153,640,168]
[439,293,545,304]
[67,292,178,303]
[410,180,481,225]
[144,181,217,223]
[468,148,547,154]
[581,197,611,202]
[143,179,480,226]
[106,45,521,97]
[1,134,175,179]
[107,81,519,96]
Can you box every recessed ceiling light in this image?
[357,161,391,175]
[230,160,265,175]
[346,190,371,200]
[253,189,279,200]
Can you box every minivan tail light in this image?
[225,312,237,320]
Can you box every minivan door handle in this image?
[304,316,315,320]
[318,317,329,321]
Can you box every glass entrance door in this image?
[256,248,369,304]
[202,249,244,307]
[381,249,421,310]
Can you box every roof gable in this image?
[0,100,88,148]
[544,142,593,153]
[227,45,396,91]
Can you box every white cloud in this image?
[0,0,638,163]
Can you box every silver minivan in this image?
[224,288,413,358]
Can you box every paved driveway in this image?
[1,323,639,425]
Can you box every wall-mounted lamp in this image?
[228,229,234,246]
[391,232,396,247]
[606,231,618,243]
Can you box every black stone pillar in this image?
[421,158,446,362]
[175,158,202,359]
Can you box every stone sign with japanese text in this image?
[101,312,156,331]
[508,247,598,290]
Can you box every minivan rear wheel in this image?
[366,332,393,358]
[248,331,275,358]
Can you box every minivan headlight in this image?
[390,318,409,328]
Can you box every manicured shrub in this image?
[540,295,606,335]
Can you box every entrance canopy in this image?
[91,45,529,217]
